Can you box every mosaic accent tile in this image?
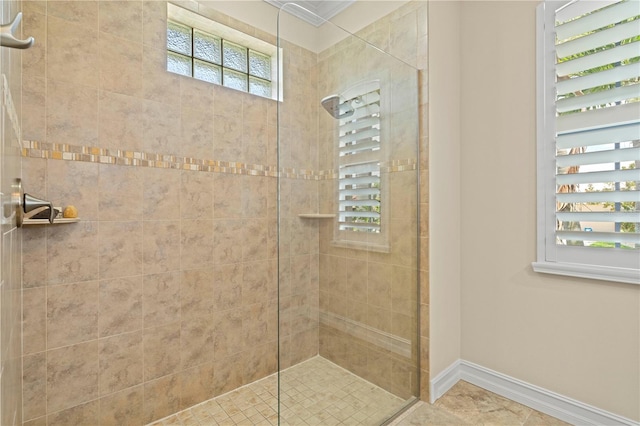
[22,140,416,180]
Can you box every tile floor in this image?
[148,356,569,426]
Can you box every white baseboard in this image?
[430,359,640,426]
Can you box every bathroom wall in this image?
[0,0,24,424]
[315,1,428,401]
[19,1,318,424]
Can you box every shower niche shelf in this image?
[23,218,80,225]
[298,214,336,219]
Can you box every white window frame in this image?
[332,80,390,253]
[533,0,640,285]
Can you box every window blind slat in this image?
[339,200,380,208]
[556,146,640,166]
[339,211,380,219]
[339,176,379,186]
[557,145,640,166]
[557,167,640,184]
[338,221,380,230]
[556,42,640,77]
[339,127,380,145]
[557,62,640,98]
[339,150,380,167]
[556,0,637,41]
[556,230,640,244]
[556,211,640,222]
[557,122,640,149]
[339,117,380,134]
[340,139,380,154]
[556,18,640,58]
[557,102,640,132]
[339,188,380,197]
[557,83,640,112]
[556,0,620,24]
[556,190,640,203]
[339,161,379,175]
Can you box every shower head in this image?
[321,94,354,119]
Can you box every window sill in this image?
[532,261,639,285]
[331,240,390,253]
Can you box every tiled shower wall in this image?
[314,1,428,401]
[18,0,428,425]
[19,1,318,424]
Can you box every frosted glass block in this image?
[249,77,271,98]
[167,52,192,76]
[223,68,248,91]
[195,60,221,84]
[194,30,221,64]
[249,50,271,80]
[167,21,192,56]
[223,40,247,73]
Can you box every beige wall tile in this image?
[47,400,100,426]
[22,76,46,141]
[99,276,143,337]
[142,0,167,48]
[99,1,143,43]
[181,106,215,160]
[142,45,181,104]
[142,99,181,155]
[99,331,144,394]
[143,167,180,221]
[179,362,216,409]
[99,33,143,97]
[180,170,213,219]
[180,219,214,270]
[142,220,181,274]
[47,282,99,349]
[47,79,98,145]
[23,352,47,421]
[23,287,46,355]
[143,322,181,380]
[213,174,242,219]
[98,163,143,221]
[213,309,243,360]
[180,268,214,321]
[212,219,243,264]
[99,221,143,279]
[143,374,180,424]
[47,16,99,88]
[143,271,181,327]
[22,227,47,289]
[180,318,215,369]
[46,341,99,412]
[213,263,242,311]
[99,385,144,426]
[213,353,243,396]
[98,90,144,151]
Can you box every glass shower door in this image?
[277,3,420,424]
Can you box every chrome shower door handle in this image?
[0,12,34,49]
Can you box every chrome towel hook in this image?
[0,12,34,49]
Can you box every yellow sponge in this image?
[63,205,78,218]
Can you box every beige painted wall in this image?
[428,0,462,379]
[431,0,640,421]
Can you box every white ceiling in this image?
[263,0,356,26]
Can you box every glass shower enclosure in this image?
[276,4,420,424]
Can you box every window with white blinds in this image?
[338,81,382,233]
[534,0,640,284]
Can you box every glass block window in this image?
[167,20,273,98]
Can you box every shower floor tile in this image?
[148,356,408,426]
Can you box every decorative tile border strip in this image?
[21,141,416,179]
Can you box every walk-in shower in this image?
[277,3,421,424]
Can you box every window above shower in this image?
[166,3,282,100]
